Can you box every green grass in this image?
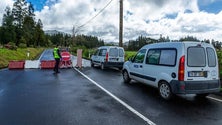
[125,51,137,61]
[0,48,44,68]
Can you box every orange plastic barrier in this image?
[8,61,25,69]
[40,60,55,69]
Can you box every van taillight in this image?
[105,52,108,62]
[178,55,185,81]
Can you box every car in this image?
[122,42,221,100]
[91,46,125,70]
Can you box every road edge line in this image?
[74,67,156,125]
[207,96,222,103]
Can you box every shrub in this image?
[5,42,17,50]
[19,43,27,48]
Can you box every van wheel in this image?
[91,60,94,67]
[123,70,131,83]
[159,81,173,100]
[101,63,104,70]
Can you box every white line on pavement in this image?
[207,96,222,103]
[74,67,156,125]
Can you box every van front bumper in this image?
[169,80,221,94]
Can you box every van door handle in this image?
[140,65,143,68]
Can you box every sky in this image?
[1,0,222,43]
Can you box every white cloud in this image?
[0,0,14,24]
[1,0,222,42]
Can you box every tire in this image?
[100,63,104,70]
[123,70,131,83]
[91,60,94,67]
[159,81,173,100]
[118,67,123,70]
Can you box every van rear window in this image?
[109,48,118,57]
[187,47,206,67]
[119,49,124,57]
[207,47,216,67]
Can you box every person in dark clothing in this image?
[53,45,62,73]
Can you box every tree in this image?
[34,19,45,47]
[12,0,28,45]
[22,2,35,47]
[126,36,158,51]
[179,36,199,42]
[72,25,85,46]
[1,6,16,45]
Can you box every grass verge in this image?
[0,48,44,69]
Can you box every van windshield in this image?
[187,47,206,67]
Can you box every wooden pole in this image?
[119,0,123,47]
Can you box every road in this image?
[80,67,222,125]
[0,50,222,125]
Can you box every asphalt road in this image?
[79,66,222,125]
[0,69,147,125]
[0,49,222,125]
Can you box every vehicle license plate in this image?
[110,58,118,61]
[188,71,205,77]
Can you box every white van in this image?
[91,46,125,70]
[122,42,221,100]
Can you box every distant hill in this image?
[44,30,68,36]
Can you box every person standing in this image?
[53,45,62,73]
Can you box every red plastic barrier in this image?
[60,60,72,68]
[40,60,55,69]
[8,61,25,69]
[61,52,71,61]
[60,52,72,68]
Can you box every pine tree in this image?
[1,6,16,45]
[12,0,28,45]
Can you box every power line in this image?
[77,0,114,28]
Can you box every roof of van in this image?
[141,41,213,49]
[98,46,124,49]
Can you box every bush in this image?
[19,43,27,48]
[5,42,17,50]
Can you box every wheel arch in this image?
[158,80,172,90]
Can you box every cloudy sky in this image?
[1,0,222,43]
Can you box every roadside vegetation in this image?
[0,47,44,68]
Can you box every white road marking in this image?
[74,67,156,125]
[207,96,222,103]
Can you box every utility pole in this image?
[119,0,123,47]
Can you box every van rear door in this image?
[184,43,219,81]
[108,47,124,62]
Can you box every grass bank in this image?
[0,48,44,69]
